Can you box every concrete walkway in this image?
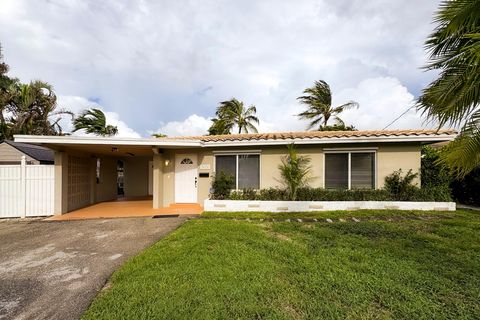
[0,216,186,320]
[457,204,480,211]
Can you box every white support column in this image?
[20,156,26,218]
[152,150,164,209]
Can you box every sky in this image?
[0,0,443,137]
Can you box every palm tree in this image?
[418,0,480,177]
[207,118,231,135]
[278,144,312,200]
[7,80,72,137]
[208,98,259,134]
[72,108,118,136]
[297,80,359,130]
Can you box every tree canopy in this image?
[72,108,118,136]
[297,80,358,131]
[208,98,259,135]
[418,0,480,177]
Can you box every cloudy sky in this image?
[0,0,443,137]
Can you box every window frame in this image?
[323,148,377,190]
[213,151,261,190]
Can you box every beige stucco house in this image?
[14,129,455,216]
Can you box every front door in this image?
[174,154,198,203]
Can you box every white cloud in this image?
[335,76,429,130]
[57,96,141,138]
[0,0,443,134]
[153,114,212,137]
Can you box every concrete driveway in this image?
[0,216,187,320]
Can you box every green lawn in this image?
[83,209,480,319]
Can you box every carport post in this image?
[54,151,69,215]
[152,148,164,209]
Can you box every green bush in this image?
[211,171,235,200]
[421,146,451,188]
[213,186,450,202]
[384,169,419,201]
[278,144,312,200]
[257,188,288,201]
[451,167,480,206]
[210,168,452,202]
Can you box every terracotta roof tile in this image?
[159,129,456,142]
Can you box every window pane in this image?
[351,153,375,189]
[325,153,348,189]
[215,155,236,182]
[238,155,260,189]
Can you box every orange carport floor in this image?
[47,200,203,221]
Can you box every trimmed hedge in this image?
[222,186,452,202]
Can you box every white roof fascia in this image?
[13,135,202,147]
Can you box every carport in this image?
[13,135,203,218]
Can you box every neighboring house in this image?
[14,129,455,215]
[0,140,54,165]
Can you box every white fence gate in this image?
[0,156,54,218]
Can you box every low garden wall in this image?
[204,200,456,212]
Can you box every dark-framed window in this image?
[215,154,260,189]
[325,152,375,189]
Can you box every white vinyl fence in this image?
[0,156,54,218]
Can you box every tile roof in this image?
[160,129,456,142]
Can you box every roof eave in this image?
[202,134,457,147]
[13,135,202,147]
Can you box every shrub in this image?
[211,171,235,200]
[256,188,288,201]
[212,186,450,202]
[421,146,451,188]
[278,144,312,200]
[409,185,452,202]
[229,188,257,200]
[384,169,419,201]
[451,167,480,206]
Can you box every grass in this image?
[82,209,480,319]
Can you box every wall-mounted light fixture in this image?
[164,159,170,167]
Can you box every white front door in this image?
[174,154,198,203]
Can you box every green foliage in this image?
[295,188,391,201]
[5,81,72,138]
[417,0,480,177]
[451,167,480,206]
[207,98,259,135]
[207,117,231,135]
[211,171,235,199]
[384,169,419,201]
[151,133,167,138]
[421,146,451,187]
[319,123,357,131]
[72,108,118,136]
[229,188,257,200]
[215,186,451,202]
[297,80,359,130]
[278,144,312,200]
